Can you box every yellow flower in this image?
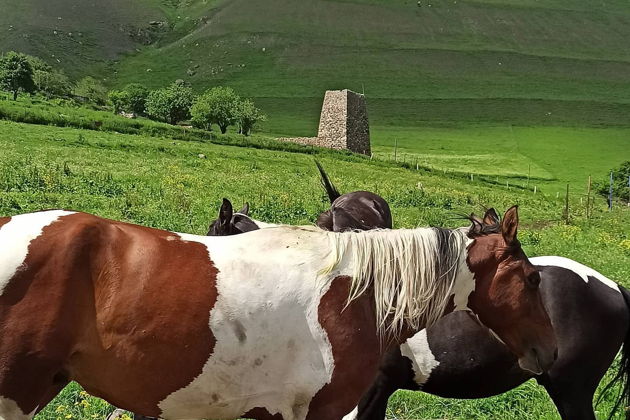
[55,405,66,413]
[65,415,73,419]
[80,399,90,408]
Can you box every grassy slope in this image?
[108,0,630,126]
[1,119,628,419]
[0,0,168,78]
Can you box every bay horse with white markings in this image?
[351,209,630,420]
[0,207,554,420]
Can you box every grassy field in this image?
[0,119,628,419]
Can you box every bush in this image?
[73,77,108,106]
[146,80,194,125]
[109,83,149,116]
[33,69,71,99]
[598,161,630,203]
[191,86,240,134]
[236,98,266,136]
[0,51,35,100]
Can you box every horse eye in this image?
[526,272,541,288]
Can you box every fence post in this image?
[393,139,398,162]
[563,183,570,224]
[586,175,592,219]
[527,164,531,189]
[609,171,614,211]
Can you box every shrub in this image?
[73,77,108,106]
[146,80,194,125]
[109,83,149,116]
[33,69,71,99]
[236,98,266,136]
[191,86,240,134]
[0,51,35,100]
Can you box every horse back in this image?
[537,263,628,382]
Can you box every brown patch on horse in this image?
[0,216,10,229]
[242,407,284,420]
[306,276,385,419]
[0,213,219,416]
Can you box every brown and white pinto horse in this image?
[0,208,555,420]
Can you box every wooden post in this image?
[470,174,474,182]
[534,185,537,194]
[563,183,570,224]
[394,139,398,162]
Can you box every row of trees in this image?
[110,81,265,135]
[0,51,108,103]
[0,51,266,135]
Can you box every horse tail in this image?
[315,160,341,203]
[599,285,630,419]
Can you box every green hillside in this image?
[3,0,630,128]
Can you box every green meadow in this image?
[0,118,627,419]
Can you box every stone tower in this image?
[317,89,371,155]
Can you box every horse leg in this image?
[543,380,596,420]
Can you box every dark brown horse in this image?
[0,208,555,420]
[207,199,266,236]
[350,210,630,420]
[314,161,392,231]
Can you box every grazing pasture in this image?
[0,119,627,419]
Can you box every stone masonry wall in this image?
[278,89,371,155]
[345,90,371,155]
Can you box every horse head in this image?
[207,198,259,236]
[465,206,557,375]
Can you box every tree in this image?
[236,98,266,136]
[73,76,108,105]
[191,86,240,134]
[145,80,194,125]
[109,83,148,115]
[0,51,35,100]
[33,69,71,98]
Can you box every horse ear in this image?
[470,213,483,224]
[483,208,500,226]
[469,217,483,237]
[238,202,250,215]
[501,205,519,244]
[219,198,233,226]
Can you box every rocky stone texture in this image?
[278,89,371,155]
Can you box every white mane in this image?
[323,227,471,337]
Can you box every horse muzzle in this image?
[518,346,557,375]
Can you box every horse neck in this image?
[331,227,471,338]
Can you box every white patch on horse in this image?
[158,228,339,420]
[0,210,74,296]
[402,330,440,386]
[341,406,359,420]
[0,396,35,420]
[451,237,475,311]
[531,256,620,293]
